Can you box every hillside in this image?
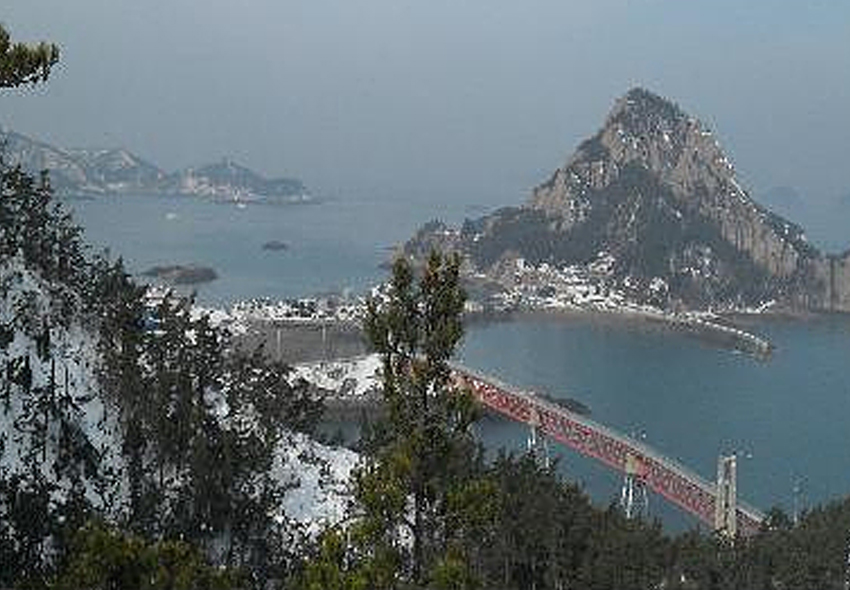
[161,158,308,200]
[65,146,165,192]
[0,126,308,201]
[406,88,850,312]
[0,160,349,582]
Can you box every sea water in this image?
[67,192,472,304]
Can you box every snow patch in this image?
[292,355,382,399]
[274,432,358,536]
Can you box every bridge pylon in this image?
[621,453,649,519]
[714,454,737,538]
[526,406,550,469]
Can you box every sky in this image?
[2,1,849,246]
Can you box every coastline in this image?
[193,291,775,363]
[456,254,777,358]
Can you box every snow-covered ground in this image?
[273,357,388,532]
[1,266,360,539]
[292,354,382,399]
[162,294,368,532]
[275,431,358,536]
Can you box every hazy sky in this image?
[2,1,849,241]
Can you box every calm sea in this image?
[68,192,473,304]
[68,193,850,530]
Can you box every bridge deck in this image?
[451,364,764,535]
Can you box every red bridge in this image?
[452,365,765,536]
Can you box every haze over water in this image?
[4,1,850,251]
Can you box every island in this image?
[262,240,289,252]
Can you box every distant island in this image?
[262,240,289,251]
[141,264,218,285]
[0,126,310,202]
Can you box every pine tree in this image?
[92,258,153,530]
[0,25,59,88]
[366,252,482,585]
[301,252,490,589]
[96,284,321,583]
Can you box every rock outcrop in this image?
[406,88,847,312]
[817,252,850,311]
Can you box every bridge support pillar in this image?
[620,453,648,519]
[526,408,549,469]
[714,454,737,538]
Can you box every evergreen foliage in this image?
[2,31,322,584]
[1,155,325,587]
[301,252,491,589]
[96,287,326,583]
[54,521,240,590]
[362,252,487,586]
[297,251,850,590]
[0,163,89,322]
[0,25,59,88]
[473,453,670,590]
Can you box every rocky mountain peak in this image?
[534,88,736,215]
[529,88,815,282]
[606,87,687,137]
[406,88,849,312]
[599,88,737,204]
